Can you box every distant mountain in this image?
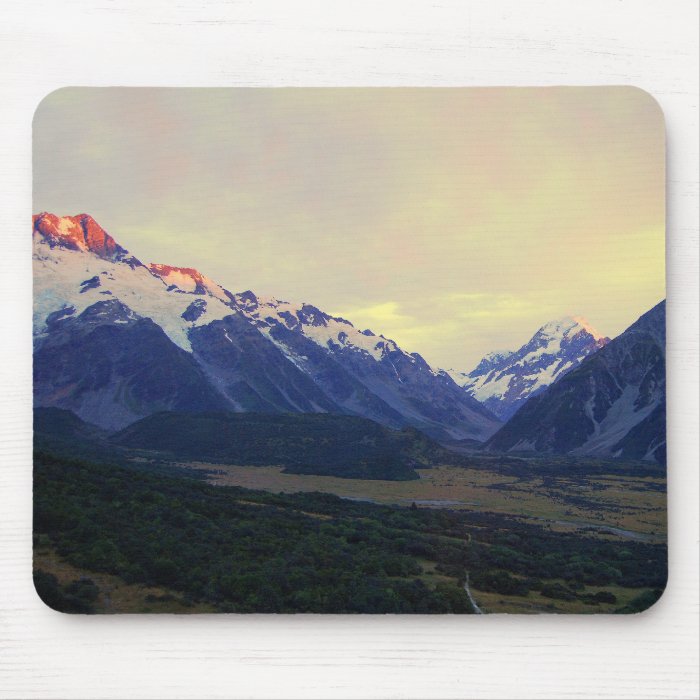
[486,301,666,464]
[448,317,609,420]
[33,213,500,441]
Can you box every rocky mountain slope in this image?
[486,301,666,464]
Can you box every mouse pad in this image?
[32,87,666,614]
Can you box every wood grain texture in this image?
[1,1,698,698]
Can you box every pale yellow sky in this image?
[33,87,665,369]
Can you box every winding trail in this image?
[463,573,483,614]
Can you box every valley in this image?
[184,459,666,541]
[34,449,666,615]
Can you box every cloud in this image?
[439,292,540,320]
[332,301,412,329]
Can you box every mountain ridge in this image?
[33,213,500,442]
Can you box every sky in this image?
[33,87,665,370]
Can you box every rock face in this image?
[33,212,132,262]
[148,263,232,300]
[486,301,666,464]
[448,317,609,420]
[33,214,501,441]
[188,314,343,414]
[33,300,228,430]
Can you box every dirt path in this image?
[463,573,484,614]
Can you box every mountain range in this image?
[32,213,499,442]
[32,213,665,464]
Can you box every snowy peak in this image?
[147,263,231,302]
[516,316,608,370]
[532,316,605,346]
[33,213,132,262]
[452,316,610,421]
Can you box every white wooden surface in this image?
[1,1,698,698]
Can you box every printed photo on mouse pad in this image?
[32,87,666,614]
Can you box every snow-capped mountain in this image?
[486,301,666,464]
[33,213,501,441]
[33,213,238,353]
[448,317,610,420]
